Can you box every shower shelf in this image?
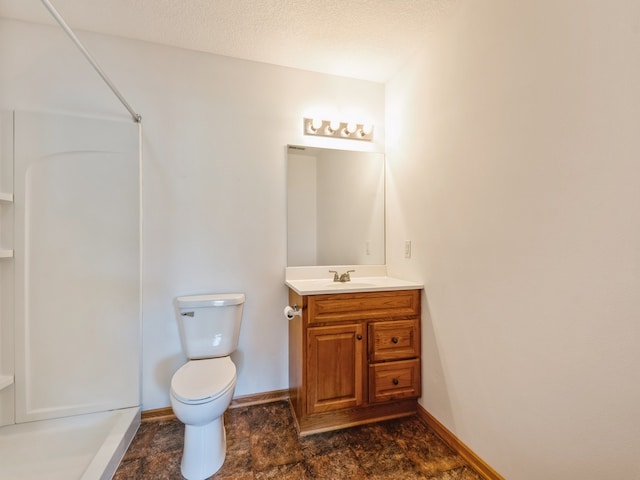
[0,374,13,391]
[0,249,13,258]
[0,192,13,203]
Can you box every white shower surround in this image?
[0,111,141,478]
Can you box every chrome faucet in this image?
[329,269,355,282]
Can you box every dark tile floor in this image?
[114,401,482,480]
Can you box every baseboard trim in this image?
[141,389,290,422]
[141,406,175,422]
[417,405,504,480]
[229,389,290,408]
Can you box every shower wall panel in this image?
[12,112,140,423]
[0,112,15,427]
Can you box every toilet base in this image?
[180,416,226,480]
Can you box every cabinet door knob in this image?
[392,378,399,385]
[356,334,363,340]
[391,337,399,344]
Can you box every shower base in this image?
[0,407,140,480]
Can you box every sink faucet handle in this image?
[328,270,340,282]
[338,270,356,282]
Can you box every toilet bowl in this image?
[170,357,237,479]
[170,293,245,480]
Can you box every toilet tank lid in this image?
[176,293,245,308]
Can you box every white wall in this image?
[386,1,640,479]
[0,18,385,410]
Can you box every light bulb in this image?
[310,118,323,131]
[361,124,373,135]
[345,122,357,135]
[328,120,340,133]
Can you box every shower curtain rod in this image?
[40,0,142,123]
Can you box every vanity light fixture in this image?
[304,117,373,141]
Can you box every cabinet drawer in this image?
[308,290,420,324]
[369,319,420,362]
[369,359,420,403]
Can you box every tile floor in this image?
[114,401,482,480]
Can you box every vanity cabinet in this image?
[288,288,421,435]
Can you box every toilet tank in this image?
[175,293,245,359]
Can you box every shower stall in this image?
[0,110,141,479]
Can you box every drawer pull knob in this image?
[392,337,399,344]
[356,334,363,340]
[392,378,399,385]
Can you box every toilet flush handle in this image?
[181,311,194,317]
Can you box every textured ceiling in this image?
[0,0,457,82]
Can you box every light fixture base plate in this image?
[303,118,373,141]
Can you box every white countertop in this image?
[285,266,423,295]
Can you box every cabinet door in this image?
[307,323,364,414]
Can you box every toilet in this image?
[170,293,245,480]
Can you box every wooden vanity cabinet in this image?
[288,288,421,436]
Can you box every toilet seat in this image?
[171,357,236,405]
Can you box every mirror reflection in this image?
[287,145,385,267]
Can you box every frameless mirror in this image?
[287,145,385,267]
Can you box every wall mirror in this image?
[287,145,385,267]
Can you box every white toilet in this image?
[170,293,245,480]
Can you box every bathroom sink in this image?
[285,275,423,295]
[324,282,375,288]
